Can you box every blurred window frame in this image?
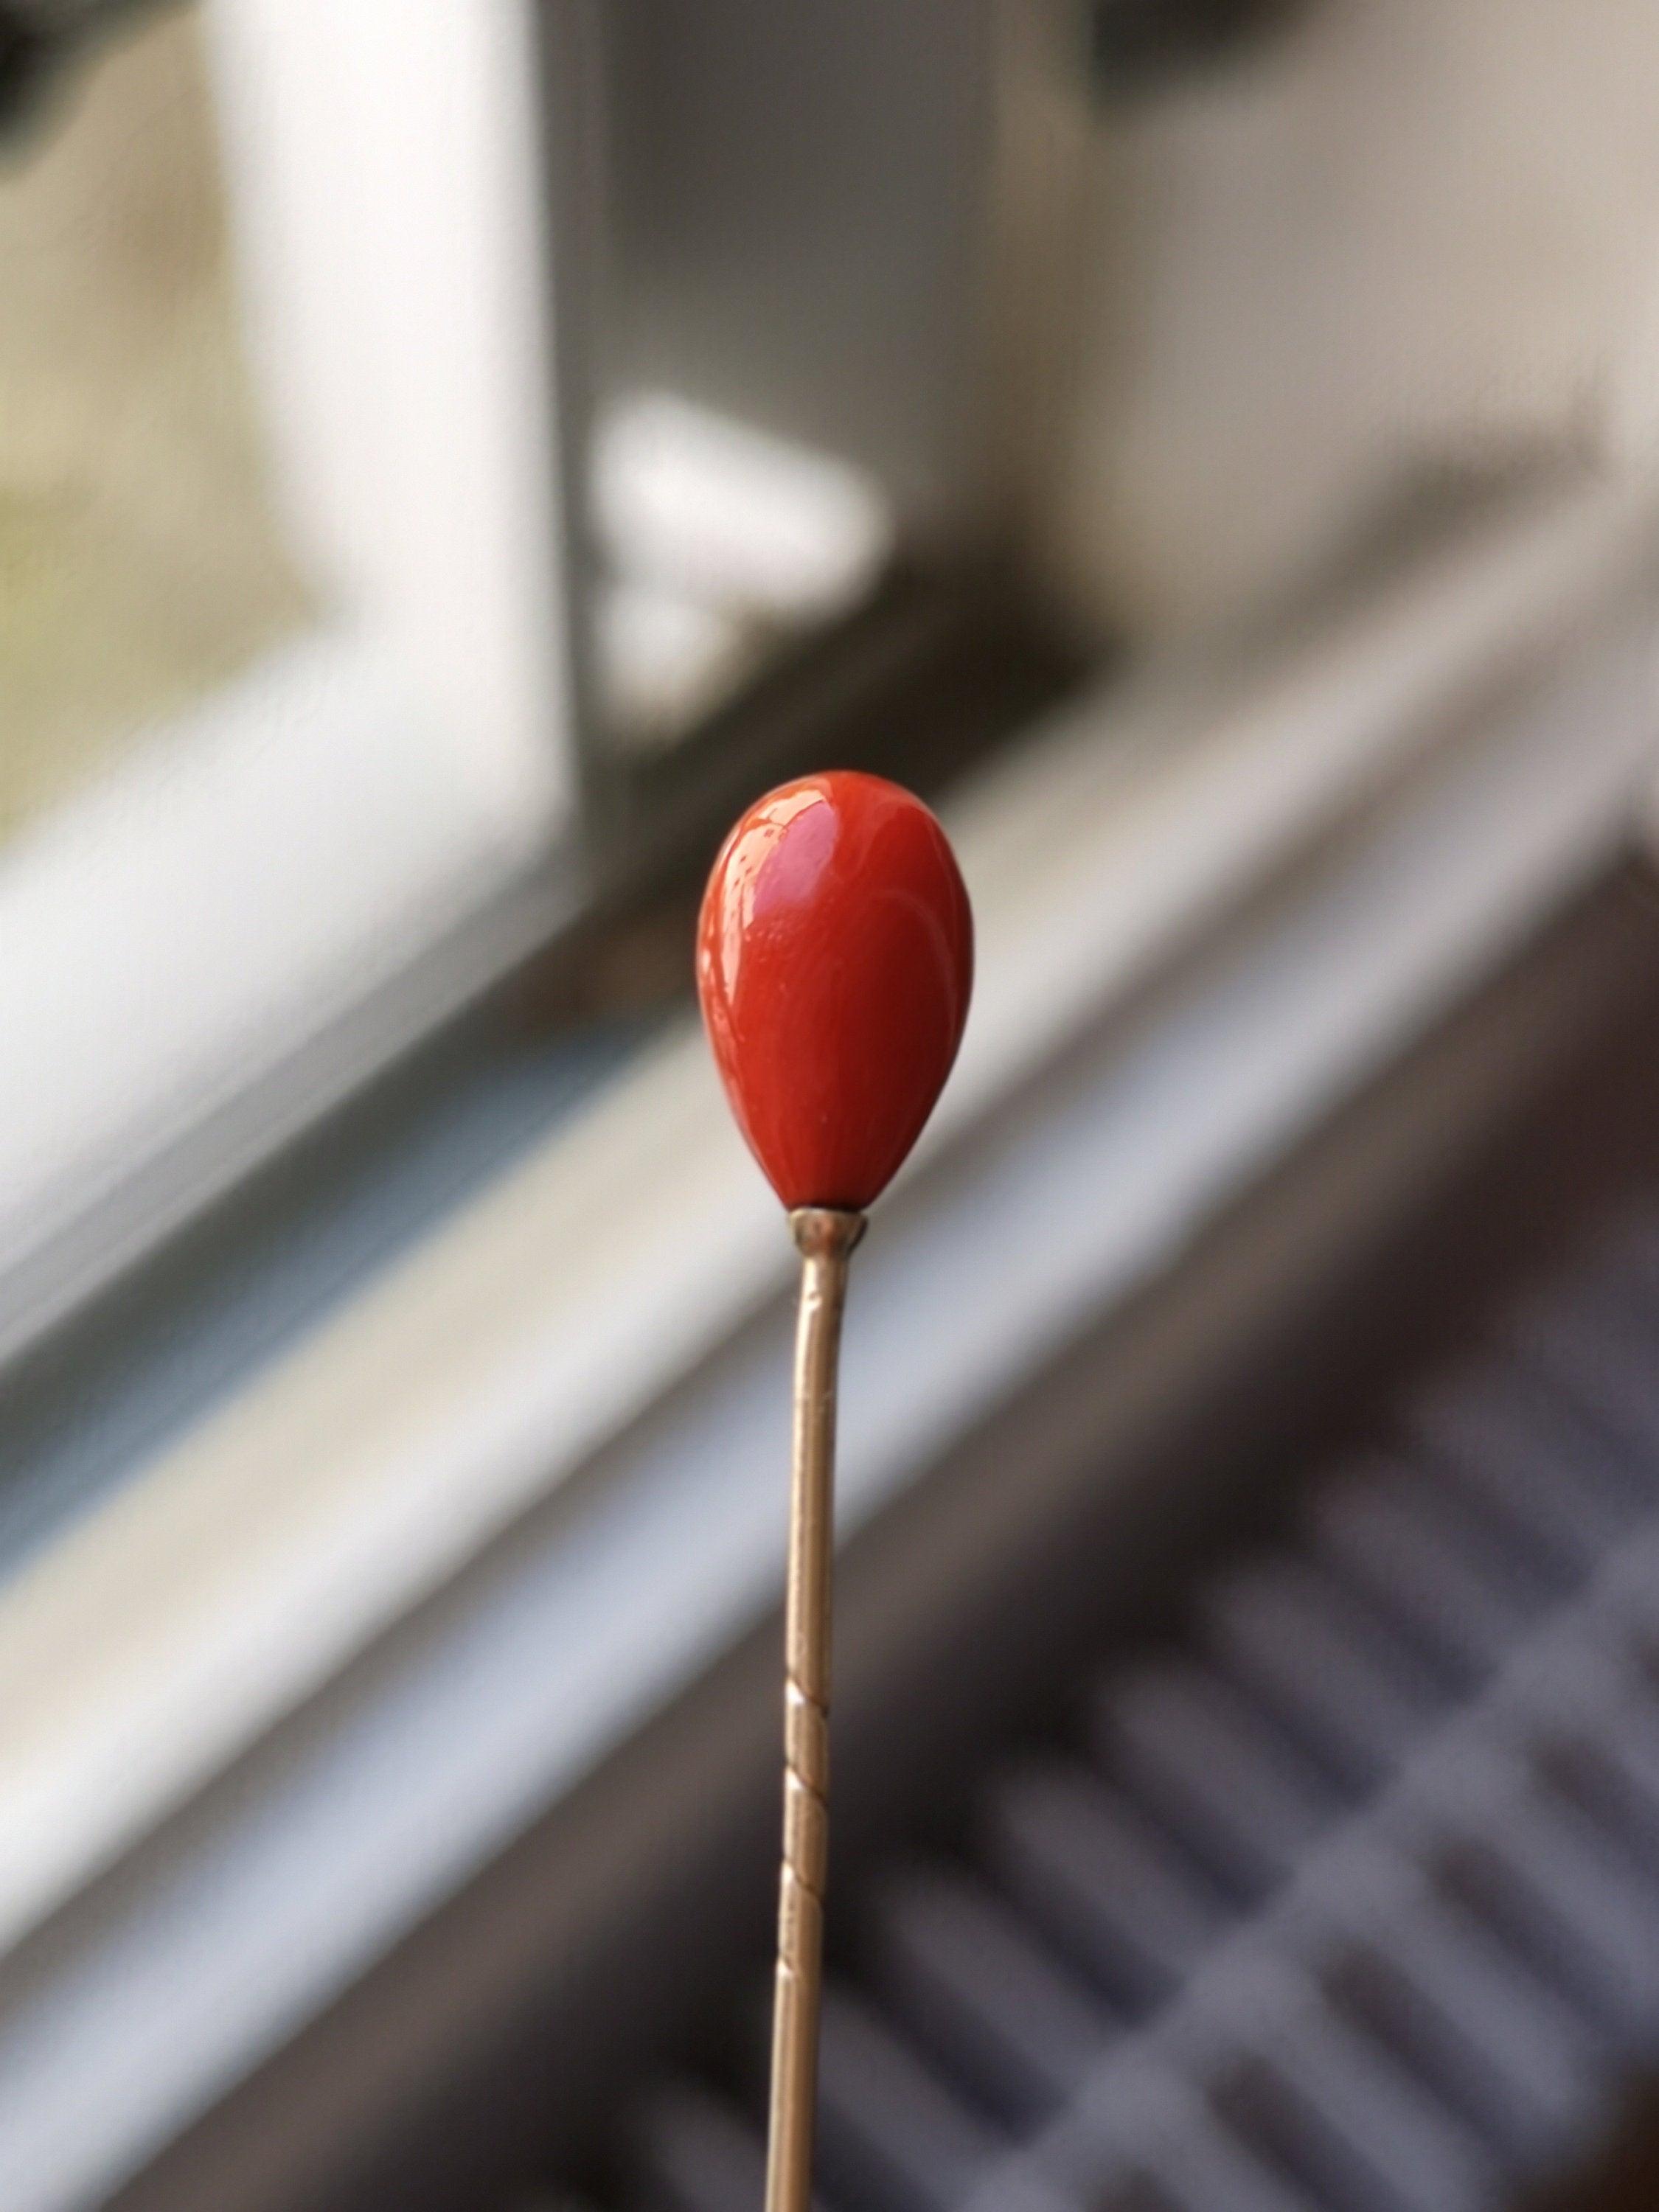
[0,0,1004,1373]
[4,477,1659,2212]
[0,0,586,1367]
[4,4,1659,2196]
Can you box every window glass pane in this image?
[0,10,312,840]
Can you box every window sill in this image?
[2,470,1658,2212]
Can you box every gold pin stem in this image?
[765,1206,866,2212]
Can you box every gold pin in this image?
[696,771,973,2210]
[764,1206,864,2210]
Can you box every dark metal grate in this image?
[625,1201,1659,2212]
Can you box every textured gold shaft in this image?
[765,1206,865,2212]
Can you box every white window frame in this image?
[0,0,591,1363]
[0,0,998,1368]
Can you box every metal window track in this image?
[632,1203,1659,2212]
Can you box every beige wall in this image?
[1010,0,1659,645]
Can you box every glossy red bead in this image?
[697,771,973,1211]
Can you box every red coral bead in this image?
[697,771,974,1211]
